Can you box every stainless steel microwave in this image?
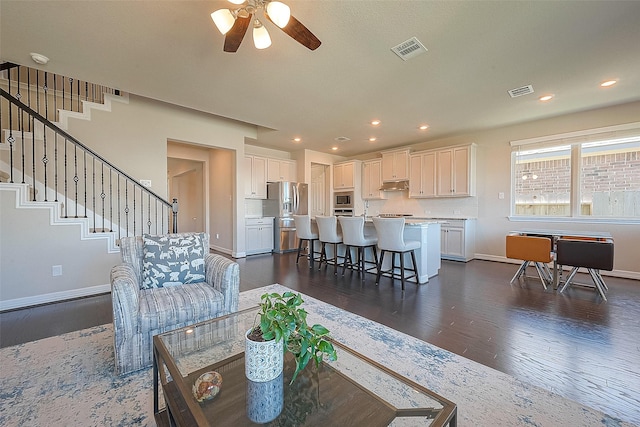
[334,191,354,208]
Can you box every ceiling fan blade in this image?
[267,14,321,51]
[224,14,252,53]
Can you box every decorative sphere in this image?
[192,371,223,402]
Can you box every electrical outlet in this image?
[499,192,505,199]
[52,265,62,276]
[454,210,461,215]
[140,179,152,187]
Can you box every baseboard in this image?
[0,284,111,312]
[473,253,640,281]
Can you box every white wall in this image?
[0,188,120,309]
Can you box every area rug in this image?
[0,284,636,426]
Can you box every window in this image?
[511,123,640,220]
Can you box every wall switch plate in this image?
[140,179,152,187]
[52,265,62,276]
[216,233,220,239]
[499,192,505,199]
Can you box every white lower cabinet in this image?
[440,219,476,262]
[245,217,274,255]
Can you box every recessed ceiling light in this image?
[371,120,381,126]
[539,94,554,102]
[369,137,377,142]
[293,137,301,142]
[331,146,338,151]
[419,124,429,130]
[600,79,618,88]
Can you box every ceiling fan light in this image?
[211,9,235,35]
[253,21,271,49]
[227,0,246,4]
[266,1,291,28]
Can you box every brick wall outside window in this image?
[514,149,640,216]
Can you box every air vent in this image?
[391,37,428,61]
[508,85,534,98]
[335,136,350,142]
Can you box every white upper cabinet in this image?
[437,144,476,197]
[409,144,476,198]
[381,149,410,182]
[334,161,357,190]
[409,151,436,198]
[362,159,386,199]
[267,158,297,182]
[244,155,267,199]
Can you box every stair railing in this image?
[1,86,177,240]
[1,62,119,126]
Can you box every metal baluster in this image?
[92,156,96,231]
[27,69,31,131]
[31,116,36,201]
[36,71,40,117]
[84,151,88,217]
[124,180,129,237]
[154,199,160,234]
[54,133,58,201]
[118,176,122,239]
[73,145,79,217]
[147,193,152,234]
[21,107,25,184]
[4,91,15,183]
[77,78,80,112]
[64,138,68,217]
[109,168,113,232]
[101,163,106,233]
[133,184,136,236]
[68,77,73,114]
[42,120,48,201]
[54,73,57,122]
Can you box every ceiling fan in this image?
[211,0,321,52]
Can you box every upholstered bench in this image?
[110,232,239,375]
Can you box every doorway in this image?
[167,158,205,233]
[310,163,329,217]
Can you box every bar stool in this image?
[505,234,553,289]
[338,216,378,279]
[293,215,320,268]
[556,238,614,301]
[315,216,343,275]
[372,217,420,290]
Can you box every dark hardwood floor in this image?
[1,253,639,424]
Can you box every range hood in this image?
[379,180,409,191]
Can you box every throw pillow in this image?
[141,233,206,289]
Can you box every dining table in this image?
[508,229,613,289]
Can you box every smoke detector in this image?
[30,53,49,65]
[508,85,534,98]
[391,37,428,61]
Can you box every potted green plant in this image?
[245,291,337,385]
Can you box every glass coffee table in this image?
[153,307,457,426]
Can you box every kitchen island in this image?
[311,217,442,283]
[363,219,442,284]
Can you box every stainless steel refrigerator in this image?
[265,182,308,253]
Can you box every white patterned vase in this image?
[245,328,284,382]
[246,372,284,423]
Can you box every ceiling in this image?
[2,1,640,157]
